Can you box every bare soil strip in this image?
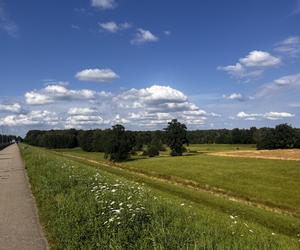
[59,152,299,218]
[0,144,48,250]
[209,149,300,161]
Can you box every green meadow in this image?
[20,144,300,249]
[55,145,300,214]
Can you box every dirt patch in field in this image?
[209,149,300,161]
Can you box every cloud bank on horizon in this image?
[0,0,300,135]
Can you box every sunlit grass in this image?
[20,144,300,249]
[56,145,300,213]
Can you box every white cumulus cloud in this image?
[115,85,208,127]
[68,107,97,115]
[0,103,22,113]
[237,111,294,121]
[75,68,119,82]
[6,84,210,130]
[239,50,281,67]
[25,84,111,105]
[65,114,107,129]
[218,50,281,80]
[131,29,159,45]
[0,110,59,126]
[91,0,116,9]
[223,93,245,101]
[25,92,53,105]
[99,21,131,33]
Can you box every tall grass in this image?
[21,145,299,249]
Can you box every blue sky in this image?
[0,0,300,136]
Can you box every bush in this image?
[145,145,160,157]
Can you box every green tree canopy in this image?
[274,124,296,148]
[104,124,135,161]
[165,119,188,156]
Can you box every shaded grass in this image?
[21,145,299,249]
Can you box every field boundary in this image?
[56,152,299,218]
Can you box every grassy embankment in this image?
[20,144,300,249]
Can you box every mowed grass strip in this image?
[56,146,300,215]
[20,144,299,249]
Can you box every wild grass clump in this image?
[20,145,299,249]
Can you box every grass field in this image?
[21,144,300,249]
[187,144,256,153]
[56,145,300,215]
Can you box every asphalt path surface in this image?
[0,144,48,250]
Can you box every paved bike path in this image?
[0,144,48,250]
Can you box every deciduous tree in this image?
[165,119,188,156]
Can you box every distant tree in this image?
[145,145,160,157]
[231,128,242,144]
[78,130,94,152]
[42,130,77,149]
[133,133,145,151]
[104,124,134,161]
[165,119,188,156]
[92,129,109,152]
[16,136,23,143]
[255,128,276,150]
[295,129,300,149]
[274,124,296,149]
[143,135,162,157]
[215,129,232,144]
[249,127,257,144]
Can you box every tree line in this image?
[0,134,19,150]
[24,122,300,161]
[254,124,300,149]
[24,120,188,161]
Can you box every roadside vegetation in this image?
[20,144,300,249]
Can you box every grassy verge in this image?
[20,144,300,249]
[56,147,300,214]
